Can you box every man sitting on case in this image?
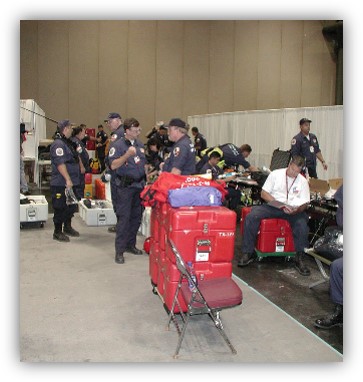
[238,155,311,276]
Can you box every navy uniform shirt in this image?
[105,125,124,169]
[50,135,80,187]
[71,136,91,173]
[96,130,108,144]
[163,134,196,175]
[109,125,125,144]
[194,133,207,156]
[291,132,321,170]
[199,161,223,180]
[108,137,147,189]
[220,143,250,169]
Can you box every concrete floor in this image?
[19,199,342,363]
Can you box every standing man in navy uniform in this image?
[191,126,207,158]
[291,118,328,178]
[108,117,147,264]
[71,125,90,200]
[104,112,124,233]
[50,120,83,242]
[162,118,196,175]
[96,124,108,172]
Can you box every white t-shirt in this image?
[262,168,310,207]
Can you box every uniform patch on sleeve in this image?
[173,147,180,157]
[291,138,296,145]
[111,134,118,142]
[109,147,116,157]
[56,148,64,156]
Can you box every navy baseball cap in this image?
[105,112,122,121]
[57,119,71,130]
[299,118,312,125]
[168,118,187,129]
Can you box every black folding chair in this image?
[167,239,243,358]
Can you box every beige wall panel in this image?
[68,21,99,128]
[280,21,304,108]
[301,21,324,107]
[37,21,70,135]
[99,21,129,126]
[20,20,338,139]
[128,21,156,132]
[320,48,336,105]
[209,21,235,113]
[183,21,210,119]
[20,21,38,101]
[234,21,259,112]
[155,21,184,123]
[257,21,282,110]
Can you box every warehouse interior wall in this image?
[20,20,337,141]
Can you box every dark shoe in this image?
[108,226,117,233]
[126,246,143,255]
[294,252,310,276]
[238,253,254,267]
[53,232,70,242]
[115,253,125,264]
[314,305,343,329]
[63,226,80,237]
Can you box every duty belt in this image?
[116,174,144,187]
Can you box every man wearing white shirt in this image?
[238,155,311,276]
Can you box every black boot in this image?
[115,253,125,264]
[294,252,310,276]
[63,219,80,237]
[238,253,254,267]
[53,224,70,242]
[314,304,343,329]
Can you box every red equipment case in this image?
[240,206,252,236]
[255,218,295,256]
[240,206,295,259]
[86,128,95,150]
[94,178,106,200]
[149,203,237,313]
[165,206,236,264]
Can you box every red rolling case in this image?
[149,204,237,313]
[149,239,160,287]
[165,206,236,264]
[94,178,106,200]
[86,128,96,150]
[240,206,252,236]
[256,218,295,258]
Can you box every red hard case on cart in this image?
[240,206,252,236]
[256,218,295,253]
[165,206,236,264]
[240,206,295,256]
[149,203,237,313]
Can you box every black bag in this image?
[270,148,291,171]
[250,170,269,187]
[313,226,343,261]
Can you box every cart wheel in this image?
[20,223,23,230]
[257,256,263,262]
[40,222,44,228]
[152,286,158,295]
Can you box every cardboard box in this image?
[328,178,343,190]
[78,198,116,226]
[309,178,343,195]
[309,179,330,195]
